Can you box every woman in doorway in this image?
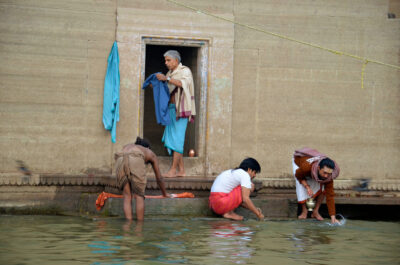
[156,50,196,178]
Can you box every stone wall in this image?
[115,0,234,177]
[1,0,399,191]
[230,0,400,190]
[0,0,117,175]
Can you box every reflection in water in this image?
[209,220,254,263]
[289,226,332,253]
[88,241,120,254]
[121,219,143,235]
[289,215,347,253]
[89,219,147,265]
[0,216,399,265]
[89,219,256,264]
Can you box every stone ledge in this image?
[0,175,262,191]
[335,196,400,205]
[260,178,400,191]
[1,185,399,220]
[1,174,400,192]
[0,174,114,186]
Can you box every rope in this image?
[361,60,369,89]
[167,0,400,89]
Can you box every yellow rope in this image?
[361,60,369,89]
[167,0,400,89]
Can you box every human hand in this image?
[306,186,313,196]
[330,216,340,224]
[256,208,264,220]
[164,193,173,198]
[156,73,167,81]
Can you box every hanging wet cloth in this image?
[102,41,120,143]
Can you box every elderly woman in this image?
[156,50,196,178]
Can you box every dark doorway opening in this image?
[143,45,199,156]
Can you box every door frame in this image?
[139,36,210,176]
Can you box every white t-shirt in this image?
[210,169,252,193]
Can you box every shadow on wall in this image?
[299,204,400,221]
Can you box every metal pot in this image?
[188,149,196,157]
[306,198,316,211]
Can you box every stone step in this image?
[1,185,399,221]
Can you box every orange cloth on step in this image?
[95,191,195,211]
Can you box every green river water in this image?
[0,215,399,265]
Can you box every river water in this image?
[0,215,399,265]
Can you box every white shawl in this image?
[166,63,196,122]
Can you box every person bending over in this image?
[293,147,341,224]
[209,158,264,221]
[114,137,169,221]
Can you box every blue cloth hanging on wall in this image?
[142,73,170,126]
[102,41,120,143]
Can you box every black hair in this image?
[319,158,335,169]
[134,137,151,149]
[237,157,261,173]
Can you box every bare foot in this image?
[176,171,186,177]
[223,211,244,221]
[298,211,308,219]
[311,212,324,221]
[162,170,177,178]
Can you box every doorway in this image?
[141,38,208,159]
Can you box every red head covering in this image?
[294,147,340,184]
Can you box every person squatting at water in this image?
[155,50,196,178]
[292,147,341,224]
[114,137,169,221]
[209,158,265,221]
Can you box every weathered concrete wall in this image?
[230,0,400,189]
[0,0,117,175]
[115,0,235,176]
[1,1,399,191]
